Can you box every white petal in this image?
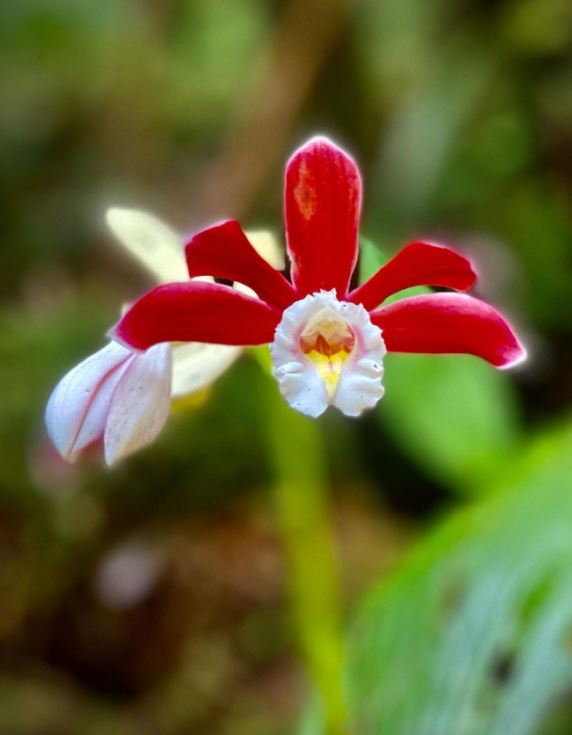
[333,358,385,417]
[106,208,188,283]
[171,343,241,398]
[332,307,386,417]
[104,344,172,465]
[272,357,329,417]
[46,342,133,462]
[271,291,386,418]
[245,230,285,270]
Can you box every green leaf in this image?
[305,423,572,735]
[359,238,388,283]
[359,237,523,492]
[381,353,522,491]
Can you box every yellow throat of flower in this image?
[305,349,351,397]
[299,307,356,398]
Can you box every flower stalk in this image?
[257,349,349,735]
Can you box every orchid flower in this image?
[46,210,283,464]
[112,137,526,419]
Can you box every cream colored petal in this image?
[104,344,172,465]
[171,342,241,398]
[233,282,257,299]
[244,230,285,270]
[106,208,188,283]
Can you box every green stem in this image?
[256,349,349,735]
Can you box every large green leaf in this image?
[305,423,572,735]
[360,238,523,492]
[381,353,522,491]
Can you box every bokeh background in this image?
[2,1,572,733]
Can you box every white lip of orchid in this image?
[46,341,172,466]
[271,290,386,418]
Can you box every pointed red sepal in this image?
[349,241,477,310]
[186,220,298,310]
[112,281,282,351]
[371,293,526,368]
[285,136,361,297]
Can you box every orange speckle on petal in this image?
[294,163,317,221]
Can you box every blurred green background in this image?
[2,1,572,733]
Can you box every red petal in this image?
[349,241,477,310]
[186,220,298,310]
[113,282,281,351]
[285,136,361,297]
[371,293,526,368]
